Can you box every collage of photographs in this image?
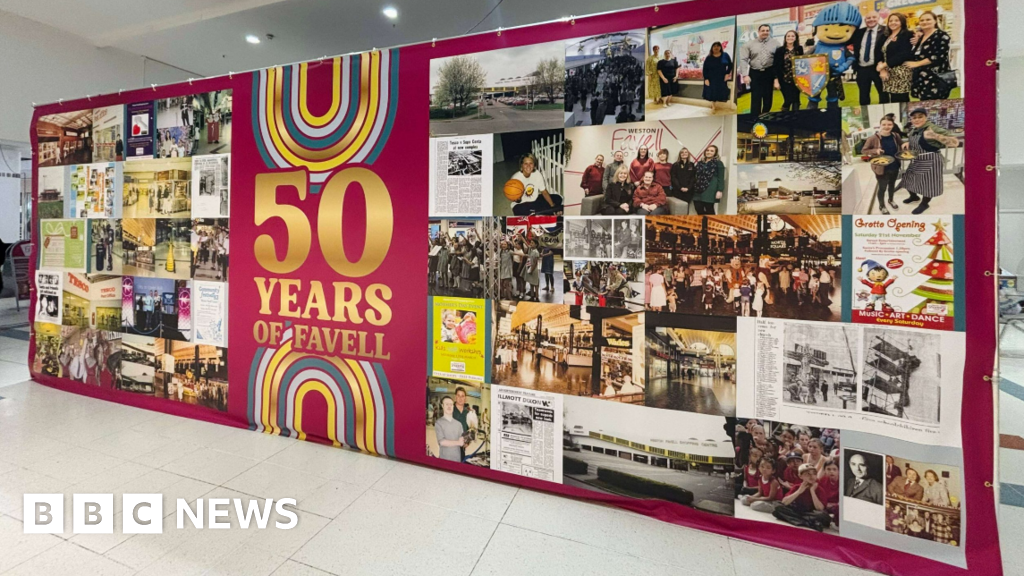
[426,0,968,566]
[33,90,232,413]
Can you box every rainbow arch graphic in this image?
[247,326,395,456]
[252,50,399,191]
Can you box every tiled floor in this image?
[0,323,1019,575]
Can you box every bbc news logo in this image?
[24,494,298,534]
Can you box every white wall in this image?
[999,0,1024,277]
[0,10,192,145]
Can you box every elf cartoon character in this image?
[859,259,895,311]
[809,2,862,109]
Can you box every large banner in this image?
[29,0,1000,574]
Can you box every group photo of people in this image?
[645,215,842,320]
[883,456,961,546]
[841,99,964,215]
[564,31,646,127]
[428,219,488,299]
[645,17,738,119]
[495,216,564,303]
[565,115,733,215]
[734,1,964,115]
[731,418,842,533]
[122,276,189,341]
[563,260,645,310]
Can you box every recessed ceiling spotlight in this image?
[382,6,398,19]
[245,34,261,44]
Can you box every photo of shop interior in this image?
[491,301,596,396]
[593,310,645,403]
[61,273,121,332]
[122,158,193,218]
[36,110,92,166]
[645,314,736,416]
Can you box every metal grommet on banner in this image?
[118,89,124,96]
[189,78,194,85]
[151,84,157,91]
[86,95,91,101]
[985,481,994,488]
[654,4,660,12]
[432,38,437,47]
[986,165,996,171]
[984,270,996,277]
[229,72,234,79]
[986,59,997,67]
[983,375,995,382]
[570,15,576,25]
[497,27,503,37]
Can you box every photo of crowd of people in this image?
[564,115,733,215]
[645,215,842,320]
[496,216,564,303]
[842,99,964,215]
[191,219,229,282]
[564,30,646,127]
[646,313,737,416]
[429,42,566,137]
[731,418,842,532]
[428,218,488,299]
[646,17,738,119]
[734,2,964,114]
[426,378,491,468]
[155,340,229,411]
[563,260,645,309]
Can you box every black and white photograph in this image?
[563,395,735,515]
[448,150,483,176]
[35,270,62,325]
[192,154,230,218]
[861,327,942,425]
[845,449,885,505]
[565,30,646,127]
[782,322,859,412]
[500,401,534,435]
[430,42,565,137]
[611,217,644,261]
[118,333,157,396]
[564,217,613,260]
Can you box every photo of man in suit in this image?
[850,11,886,105]
[845,451,883,505]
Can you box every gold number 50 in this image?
[254,168,393,277]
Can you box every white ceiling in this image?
[0,0,659,77]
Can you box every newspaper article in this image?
[192,154,231,218]
[490,384,563,482]
[736,317,964,448]
[35,271,62,325]
[193,281,227,347]
[429,135,493,217]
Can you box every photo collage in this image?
[426,0,968,565]
[34,90,232,413]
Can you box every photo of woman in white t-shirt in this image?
[510,154,563,215]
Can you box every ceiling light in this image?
[382,6,398,19]
[245,34,261,44]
